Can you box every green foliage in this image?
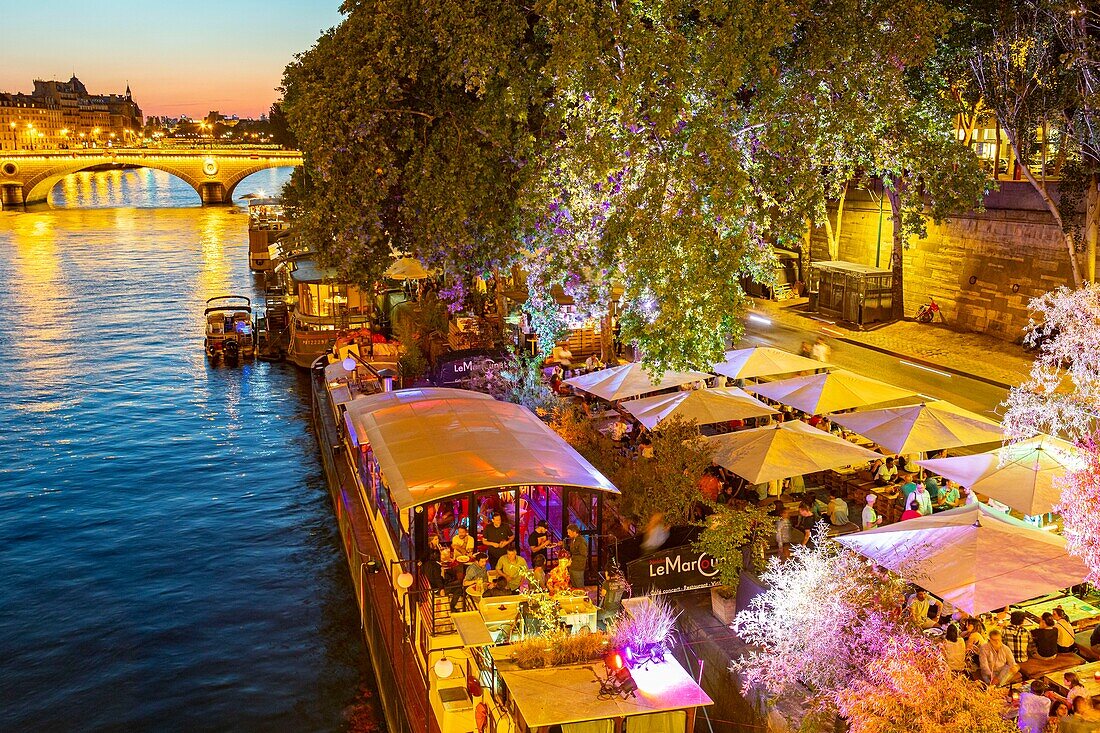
[466,350,561,416]
[692,502,774,593]
[282,0,988,366]
[549,407,711,525]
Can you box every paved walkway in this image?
[751,298,1034,388]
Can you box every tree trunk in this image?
[1087,173,1099,283]
[1006,128,1083,287]
[886,184,905,321]
[822,183,848,260]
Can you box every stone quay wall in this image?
[807,181,1076,342]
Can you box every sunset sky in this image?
[1,1,344,118]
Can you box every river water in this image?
[0,168,383,731]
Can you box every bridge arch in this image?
[223,164,298,203]
[1,149,303,207]
[22,161,204,205]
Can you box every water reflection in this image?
[0,168,381,732]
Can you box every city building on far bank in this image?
[0,76,143,150]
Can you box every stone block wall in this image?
[807,181,1076,341]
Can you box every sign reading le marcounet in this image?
[626,546,726,596]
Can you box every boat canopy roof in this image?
[343,388,619,512]
[290,259,341,284]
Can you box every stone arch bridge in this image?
[0,148,303,207]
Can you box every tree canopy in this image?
[282,0,986,368]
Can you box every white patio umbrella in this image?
[563,362,712,402]
[916,435,1083,516]
[828,400,1003,455]
[385,257,435,281]
[711,346,830,381]
[620,387,776,430]
[836,503,1089,614]
[704,420,881,484]
[745,369,918,415]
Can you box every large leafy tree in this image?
[962,0,1100,286]
[282,0,986,367]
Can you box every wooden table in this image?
[1018,594,1100,626]
[1043,660,1100,699]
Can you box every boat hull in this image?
[310,365,438,733]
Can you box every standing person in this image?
[482,512,515,569]
[792,502,816,546]
[811,336,830,363]
[911,482,933,516]
[776,508,794,560]
[451,526,475,557]
[978,629,1019,687]
[565,524,588,588]
[527,520,551,565]
[862,494,883,530]
[799,341,813,359]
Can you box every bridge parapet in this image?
[0,148,303,207]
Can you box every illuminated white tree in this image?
[1002,284,1100,444]
[1003,285,1100,580]
[734,535,1015,731]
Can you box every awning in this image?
[704,421,880,484]
[836,503,1090,614]
[711,346,830,381]
[344,388,619,514]
[620,387,775,430]
[385,257,435,281]
[745,369,917,414]
[828,400,1003,454]
[564,363,712,402]
[917,435,1082,515]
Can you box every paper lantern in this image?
[397,572,414,589]
[434,656,454,679]
[342,356,356,372]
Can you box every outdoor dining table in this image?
[1017,594,1100,627]
[1043,660,1100,700]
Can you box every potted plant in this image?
[692,502,773,625]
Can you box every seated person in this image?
[809,492,829,520]
[483,576,513,598]
[451,553,489,612]
[899,479,919,504]
[547,552,573,595]
[874,457,900,486]
[496,547,528,591]
[1034,612,1061,659]
[907,589,939,630]
[935,479,960,510]
[584,354,603,371]
[551,344,573,368]
[450,526,475,557]
[1003,610,1032,665]
[826,493,849,526]
[978,629,1018,687]
[1018,679,1052,733]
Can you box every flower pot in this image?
[710,585,738,626]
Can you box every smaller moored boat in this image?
[204,295,255,363]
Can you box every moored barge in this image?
[311,358,714,733]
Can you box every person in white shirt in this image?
[911,483,933,516]
[874,457,899,486]
[907,589,938,629]
[978,629,1018,686]
[940,623,967,672]
[862,494,882,530]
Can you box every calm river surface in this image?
[0,168,383,731]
